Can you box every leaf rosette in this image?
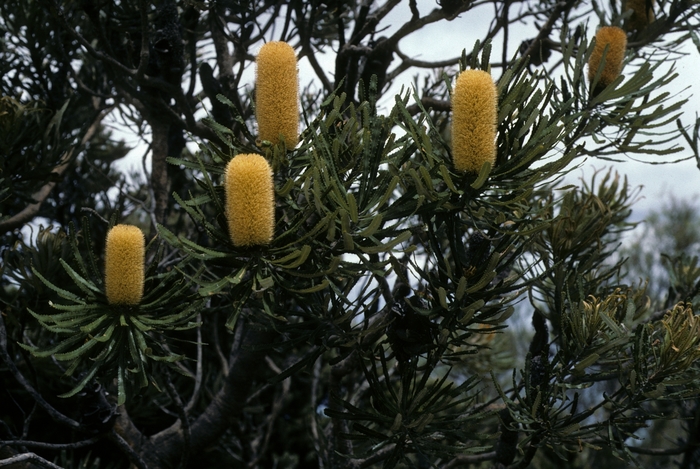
[20,220,203,404]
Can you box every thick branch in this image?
[120,325,275,469]
[149,119,171,226]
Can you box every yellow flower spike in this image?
[587,26,627,92]
[623,0,655,32]
[450,69,498,173]
[224,153,275,246]
[256,41,299,148]
[105,224,145,305]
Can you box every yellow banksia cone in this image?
[256,41,299,148]
[451,70,498,173]
[588,26,627,92]
[623,0,655,32]
[105,224,145,305]
[224,154,275,246]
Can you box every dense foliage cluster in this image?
[2,1,700,468]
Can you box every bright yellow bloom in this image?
[623,0,655,31]
[105,224,145,305]
[224,154,275,246]
[450,70,498,173]
[588,26,627,91]
[256,41,299,148]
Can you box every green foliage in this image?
[15,220,203,405]
[2,0,700,467]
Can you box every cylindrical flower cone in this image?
[450,70,498,173]
[224,154,275,246]
[256,41,299,148]
[623,0,655,32]
[587,26,627,93]
[105,224,145,305]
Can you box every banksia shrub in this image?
[105,224,145,305]
[256,41,299,148]
[451,70,498,173]
[588,26,627,93]
[224,153,275,246]
[623,0,655,31]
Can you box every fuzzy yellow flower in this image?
[588,26,627,92]
[623,0,655,32]
[105,224,145,305]
[450,70,498,173]
[256,41,299,148]
[224,154,275,246]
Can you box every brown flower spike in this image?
[588,26,627,93]
[224,154,275,246]
[451,70,498,173]
[623,0,655,32]
[105,224,145,305]
[256,41,299,148]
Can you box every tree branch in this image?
[0,315,81,430]
[441,451,497,468]
[0,452,64,469]
[0,437,100,451]
[148,119,171,226]
[406,97,451,116]
[0,109,108,233]
[120,324,276,469]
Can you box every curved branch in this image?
[0,308,81,430]
[0,452,64,469]
[115,324,275,469]
[406,97,451,116]
[0,437,100,451]
[0,108,110,234]
[395,46,462,69]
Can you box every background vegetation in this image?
[2,0,700,468]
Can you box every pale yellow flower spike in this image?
[105,224,145,305]
[224,154,275,246]
[256,41,299,148]
[588,26,627,91]
[451,70,498,173]
[623,0,655,32]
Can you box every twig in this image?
[0,437,101,451]
[441,451,497,468]
[0,452,64,469]
[48,0,177,93]
[249,359,291,467]
[517,0,577,73]
[343,444,396,469]
[310,358,326,468]
[135,0,150,79]
[80,207,110,225]
[0,315,81,430]
[130,325,275,469]
[406,97,451,116]
[0,108,109,233]
[394,45,462,69]
[165,375,190,469]
[185,314,204,413]
[107,429,148,469]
